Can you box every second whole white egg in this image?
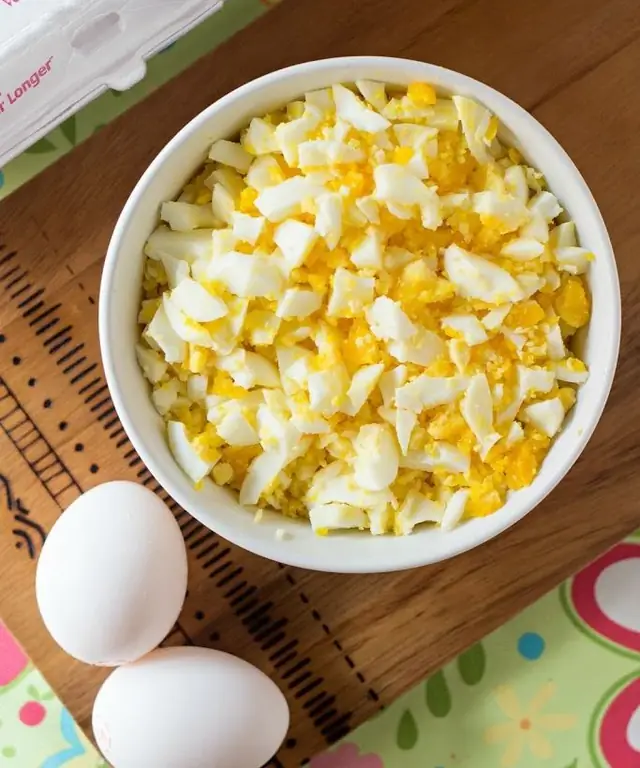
[92,646,290,768]
[36,481,187,665]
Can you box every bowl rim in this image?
[99,56,621,573]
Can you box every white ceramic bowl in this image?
[100,56,620,573]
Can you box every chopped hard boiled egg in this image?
[137,79,592,539]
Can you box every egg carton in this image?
[0,0,225,167]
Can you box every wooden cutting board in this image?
[1,0,639,764]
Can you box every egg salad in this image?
[136,81,592,537]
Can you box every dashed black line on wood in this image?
[29,304,62,327]
[18,288,44,308]
[6,271,28,290]
[21,300,45,318]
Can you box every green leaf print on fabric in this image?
[425,670,451,718]
[396,709,418,750]
[60,116,77,146]
[26,684,40,700]
[24,137,56,154]
[457,642,486,685]
[562,760,578,768]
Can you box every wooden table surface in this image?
[1,0,639,763]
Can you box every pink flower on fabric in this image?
[310,743,384,768]
[0,622,28,686]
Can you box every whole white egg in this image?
[92,646,290,768]
[36,481,187,665]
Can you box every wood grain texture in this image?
[1,0,638,763]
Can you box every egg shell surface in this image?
[36,481,187,665]
[92,646,290,768]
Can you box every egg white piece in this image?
[275,104,323,165]
[452,95,493,163]
[344,363,385,416]
[481,305,512,330]
[356,80,388,111]
[160,254,190,290]
[378,365,408,407]
[443,244,525,304]
[170,278,228,323]
[555,246,591,275]
[396,491,444,535]
[152,379,181,416]
[472,191,530,232]
[373,163,436,213]
[187,374,208,403]
[504,165,529,204]
[276,288,322,319]
[395,408,417,455]
[145,227,214,263]
[447,339,470,374]
[136,344,168,384]
[239,451,288,506]
[353,423,400,491]
[550,221,577,248]
[554,359,589,384]
[460,373,500,458]
[501,237,545,260]
[246,310,281,346]
[298,139,365,167]
[529,190,562,221]
[305,87,334,111]
[308,369,347,416]
[333,84,390,132]
[160,202,218,232]
[395,375,468,413]
[350,227,384,270]
[211,183,236,225]
[442,314,488,346]
[309,503,368,532]
[245,155,283,191]
[516,272,545,299]
[545,324,566,360]
[209,139,253,173]
[441,489,469,531]
[315,193,343,250]
[243,117,279,155]
[231,212,265,245]
[522,397,565,438]
[327,268,375,318]
[366,296,416,342]
[36,483,187,667]
[506,420,525,446]
[387,327,445,366]
[145,304,186,364]
[168,421,218,483]
[400,442,470,474]
[518,365,555,396]
[92,647,289,768]
[273,219,318,270]
[307,465,394,509]
[255,177,324,222]
[163,295,212,347]
[217,409,259,447]
[208,252,283,298]
[216,349,280,389]
[520,212,549,243]
[356,195,380,225]
[206,166,246,199]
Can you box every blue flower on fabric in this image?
[517,632,545,660]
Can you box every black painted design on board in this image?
[0,473,46,559]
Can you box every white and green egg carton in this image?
[0,0,225,166]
